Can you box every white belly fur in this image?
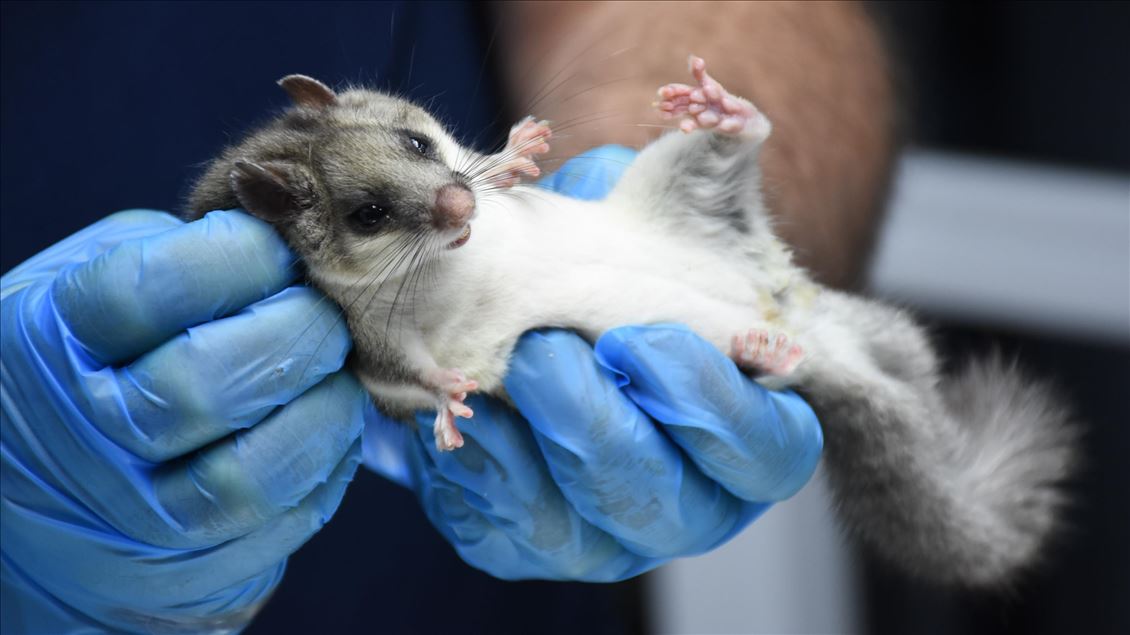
[414,187,783,392]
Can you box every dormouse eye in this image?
[409,136,429,155]
[350,203,391,231]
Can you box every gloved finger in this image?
[410,397,653,582]
[50,210,298,366]
[2,209,182,294]
[540,145,638,200]
[100,285,350,461]
[504,330,747,559]
[594,324,823,502]
[1,440,361,631]
[147,371,368,548]
[361,407,416,489]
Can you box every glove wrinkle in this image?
[2,210,366,632]
[596,324,823,502]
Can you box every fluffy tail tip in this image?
[934,353,1081,586]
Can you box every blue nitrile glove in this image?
[1,210,372,633]
[362,145,823,581]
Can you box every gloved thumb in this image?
[593,324,823,502]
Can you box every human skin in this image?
[493,1,898,289]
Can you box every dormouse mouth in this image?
[447,225,471,249]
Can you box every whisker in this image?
[461,20,500,133]
[273,236,409,361]
[289,232,425,380]
[344,231,428,357]
[386,233,431,334]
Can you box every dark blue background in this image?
[0,1,511,271]
[0,3,644,633]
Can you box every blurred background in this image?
[2,2,1127,634]
[660,4,1129,633]
[858,4,1128,634]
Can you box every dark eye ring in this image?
[352,203,390,229]
[409,135,429,155]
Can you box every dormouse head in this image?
[223,75,477,285]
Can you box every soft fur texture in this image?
[188,70,1077,586]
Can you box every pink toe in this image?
[718,118,744,134]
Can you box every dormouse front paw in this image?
[426,368,479,451]
[476,116,552,190]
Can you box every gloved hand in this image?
[362,145,824,581]
[1,210,372,633]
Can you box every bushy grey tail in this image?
[931,355,1078,583]
[811,354,1078,586]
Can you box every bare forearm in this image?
[494,1,897,288]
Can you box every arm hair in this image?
[494,1,899,288]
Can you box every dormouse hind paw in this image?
[655,55,770,141]
[730,328,804,391]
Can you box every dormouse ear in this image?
[230,160,310,221]
[278,74,337,109]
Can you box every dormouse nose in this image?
[434,184,475,230]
